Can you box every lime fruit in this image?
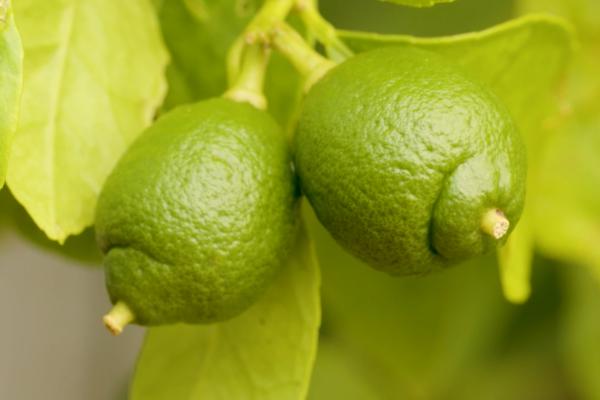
[295,46,526,275]
[95,98,299,332]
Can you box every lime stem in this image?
[247,0,297,37]
[270,22,337,91]
[295,0,353,61]
[224,43,270,109]
[481,209,510,239]
[103,301,135,336]
[226,0,296,84]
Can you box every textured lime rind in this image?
[295,46,526,275]
[95,98,299,325]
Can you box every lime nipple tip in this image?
[481,208,510,240]
[102,301,135,336]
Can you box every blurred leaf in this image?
[532,111,600,282]
[450,338,571,400]
[517,0,600,115]
[519,1,600,396]
[306,207,511,398]
[320,0,515,37]
[307,339,379,400]
[518,0,600,37]
[560,264,600,400]
[378,0,454,8]
[8,0,168,243]
[311,201,571,398]
[515,0,600,290]
[446,257,572,400]
[0,2,22,188]
[131,224,321,400]
[498,207,534,303]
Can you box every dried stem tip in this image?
[103,301,135,336]
[481,208,510,239]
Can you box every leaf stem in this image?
[481,208,510,239]
[224,43,270,109]
[295,0,353,61]
[103,301,135,336]
[270,22,337,91]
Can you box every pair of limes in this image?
[95,47,526,330]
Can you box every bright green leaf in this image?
[0,2,22,188]
[130,223,321,400]
[532,110,600,283]
[7,0,168,242]
[378,0,454,8]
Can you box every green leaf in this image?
[0,2,23,188]
[7,0,168,243]
[378,0,455,7]
[336,14,572,303]
[130,223,321,400]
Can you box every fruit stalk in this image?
[227,0,296,82]
[270,22,336,91]
[224,43,270,109]
[247,0,297,37]
[295,0,353,61]
[103,301,135,336]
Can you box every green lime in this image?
[295,46,526,275]
[95,98,299,332]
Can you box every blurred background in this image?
[3,0,600,399]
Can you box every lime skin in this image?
[95,98,299,325]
